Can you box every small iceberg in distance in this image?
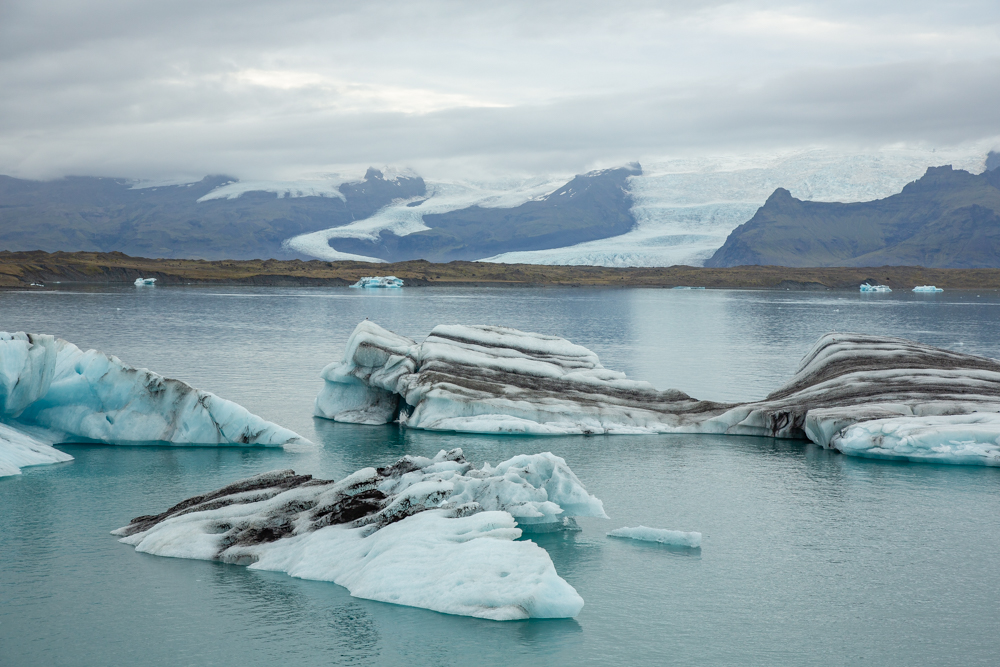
[134,277,156,286]
[672,286,705,290]
[350,276,403,289]
[607,526,702,548]
[913,285,943,292]
[860,283,891,293]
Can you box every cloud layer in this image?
[2,0,999,180]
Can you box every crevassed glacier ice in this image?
[115,449,606,620]
[1,332,309,448]
[316,322,1000,465]
[0,422,73,477]
[607,526,702,548]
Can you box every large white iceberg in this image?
[315,321,720,434]
[0,332,309,476]
[115,449,607,620]
[316,322,1000,465]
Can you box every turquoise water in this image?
[2,286,1000,666]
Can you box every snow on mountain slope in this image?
[280,145,992,266]
[284,175,569,262]
[484,146,992,267]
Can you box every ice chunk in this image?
[114,449,605,620]
[133,278,156,286]
[0,422,73,477]
[349,276,403,288]
[607,526,702,548]
[860,284,891,292]
[830,413,1000,465]
[1,332,308,447]
[912,285,943,292]
[315,321,720,434]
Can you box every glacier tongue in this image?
[1,332,309,450]
[317,322,1000,465]
[115,449,606,620]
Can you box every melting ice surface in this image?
[114,449,606,620]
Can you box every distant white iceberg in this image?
[607,526,702,548]
[134,277,156,286]
[860,284,891,293]
[349,276,403,288]
[115,449,606,620]
[912,285,943,292]
[0,332,309,476]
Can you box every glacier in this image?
[607,526,702,548]
[482,146,994,267]
[0,332,309,475]
[115,448,607,620]
[317,321,1000,465]
[284,175,566,262]
[285,145,993,267]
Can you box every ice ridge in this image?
[114,448,606,620]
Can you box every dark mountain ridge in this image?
[329,164,642,262]
[0,168,425,260]
[706,162,1000,268]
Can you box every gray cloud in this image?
[2,0,999,180]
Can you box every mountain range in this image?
[707,159,1000,268]
[0,169,425,260]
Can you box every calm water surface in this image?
[1,286,999,666]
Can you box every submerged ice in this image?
[317,322,1000,466]
[0,332,309,475]
[607,526,702,548]
[115,449,606,620]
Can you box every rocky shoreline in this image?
[4,250,1000,290]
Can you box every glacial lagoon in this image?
[2,285,1000,666]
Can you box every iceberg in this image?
[860,284,891,292]
[349,276,404,288]
[134,277,156,286]
[115,449,606,620]
[315,321,723,434]
[607,526,702,548]
[0,422,73,477]
[317,322,1000,465]
[0,332,309,450]
[912,285,943,292]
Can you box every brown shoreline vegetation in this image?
[3,250,1000,290]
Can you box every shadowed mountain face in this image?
[329,165,642,263]
[706,165,1000,268]
[0,169,425,260]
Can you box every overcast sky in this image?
[1,0,998,181]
